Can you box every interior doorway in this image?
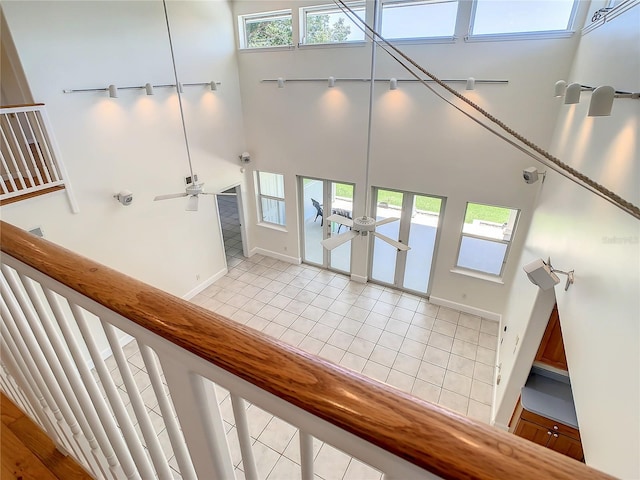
[216,185,248,268]
[369,187,445,296]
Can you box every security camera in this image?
[239,152,251,164]
[114,190,133,206]
[523,167,540,184]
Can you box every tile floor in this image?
[93,196,499,480]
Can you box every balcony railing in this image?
[0,104,78,211]
[0,220,613,479]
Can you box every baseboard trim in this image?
[350,274,368,284]
[429,296,501,322]
[182,268,228,300]
[250,247,301,265]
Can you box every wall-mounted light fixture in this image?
[389,78,398,90]
[328,76,336,88]
[466,77,475,90]
[523,258,574,291]
[277,77,285,88]
[555,80,639,116]
[64,81,221,96]
[262,78,508,88]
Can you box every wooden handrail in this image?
[0,221,614,480]
[0,103,45,109]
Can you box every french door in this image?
[369,187,444,295]
[300,177,355,274]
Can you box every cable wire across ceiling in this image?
[334,0,640,221]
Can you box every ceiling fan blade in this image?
[186,195,199,211]
[375,217,400,227]
[321,230,358,250]
[372,231,410,251]
[327,214,353,227]
[154,192,187,201]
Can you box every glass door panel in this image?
[301,177,324,266]
[329,182,354,273]
[402,195,442,293]
[370,189,403,285]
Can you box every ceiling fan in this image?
[321,214,409,251]
[154,174,235,211]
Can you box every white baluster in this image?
[0,122,25,190]
[31,109,59,182]
[161,356,235,480]
[101,322,173,480]
[139,343,197,480]
[17,275,117,479]
[14,111,43,185]
[4,267,100,448]
[2,112,33,187]
[41,288,140,480]
[231,395,258,480]
[0,295,74,434]
[0,339,60,444]
[300,431,314,480]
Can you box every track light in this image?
[564,83,581,104]
[328,76,336,88]
[145,83,154,95]
[178,82,184,93]
[588,85,615,117]
[277,77,285,88]
[108,84,118,98]
[554,80,567,97]
[210,81,218,91]
[466,77,475,90]
[389,78,398,90]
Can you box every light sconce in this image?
[210,81,218,91]
[108,84,118,98]
[554,80,567,97]
[564,83,581,104]
[524,258,574,291]
[277,77,285,88]
[113,190,133,206]
[328,76,336,88]
[389,78,398,90]
[178,82,184,93]
[523,167,545,184]
[588,85,615,117]
[145,83,154,95]
[466,77,476,90]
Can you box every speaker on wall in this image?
[523,258,560,291]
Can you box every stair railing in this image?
[0,221,612,480]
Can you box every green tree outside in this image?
[246,17,292,47]
[305,14,351,44]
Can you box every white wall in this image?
[233,0,584,315]
[1,1,247,297]
[495,5,640,478]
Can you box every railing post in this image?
[161,356,235,480]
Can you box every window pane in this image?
[304,3,365,44]
[261,198,285,225]
[472,0,575,35]
[382,0,458,39]
[245,13,292,48]
[462,203,512,240]
[457,236,507,275]
[259,172,285,198]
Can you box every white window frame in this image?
[379,0,459,43]
[299,2,367,46]
[256,171,286,227]
[455,202,519,278]
[238,9,293,50]
[466,0,579,42]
